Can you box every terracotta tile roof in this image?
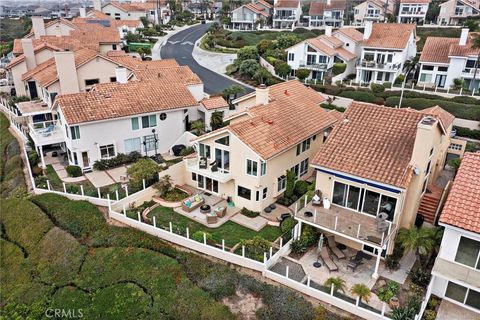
[86,9,112,19]
[268,80,326,105]
[419,37,459,63]
[70,24,121,44]
[133,65,202,85]
[328,109,344,122]
[13,36,85,55]
[334,28,364,42]
[7,43,60,68]
[312,102,436,188]
[400,0,431,3]
[309,0,346,15]
[200,96,229,110]
[318,34,344,48]
[440,152,480,233]
[25,18,78,38]
[275,0,300,8]
[422,105,455,130]
[305,37,357,61]
[448,33,480,57]
[56,79,198,125]
[307,38,337,55]
[72,16,142,28]
[257,0,273,8]
[244,3,270,16]
[107,1,160,12]
[363,23,415,49]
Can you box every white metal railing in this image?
[357,60,401,70]
[28,120,60,137]
[186,157,231,175]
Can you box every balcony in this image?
[364,13,381,19]
[461,68,480,77]
[28,120,65,146]
[185,157,233,183]
[400,10,426,16]
[299,62,328,70]
[357,60,401,71]
[295,201,396,248]
[273,15,296,20]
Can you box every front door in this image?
[435,74,446,88]
[81,151,90,169]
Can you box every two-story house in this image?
[184,81,341,212]
[420,152,480,319]
[285,26,362,81]
[95,0,171,25]
[438,0,480,25]
[273,0,302,29]
[308,0,346,28]
[418,29,480,90]
[355,22,416,84]
[353,0,395,25]
[295,102,460,279]
[398,0,430,23]
[228,0,272,30]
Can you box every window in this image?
[112,44,117,50]
[422,65,434,71]
[260,161,267,176]
[419,73,432,82]
[73,152,78,165]
[246,159,258,176]
[379,195,397,221]
[262,187,267,199]
[131,118,139,130]
[237,186,251,200]
[307,54,316,65]
[199,143,211,158]
[445,281,480,310]
[288,53,295,61]
[290,164,299,177]
[438,66,448,72]
[256,190,260,201]
[300,158,309,176]
[332,181,347,206]
[347,185,361,211]
[362,190,380,216]
[142,115,157,128]
[455,237,480,269]
[192,173,197,181]
[110,77,116,82]
[70,126,80,140]
[124,138,141,153]
[143,134,157,151]
[296,138,311,155]
[65,124,69,138]
[49,92,58,103]
[159,113,167,121]
[85,79,100,86]
[215,136,229,146]
[278,175,286,192]
[100,144,115,159]
[197,174,204,188]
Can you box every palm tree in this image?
[350,283,371,304]
[210,111,224,131]
[190,120,205,135]
[397,227,441,266]
[469,34,480,91]
[324,277,346,294]
[222,85,245,105]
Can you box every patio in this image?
[436,300,479,320]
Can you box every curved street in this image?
[160,23,252,95]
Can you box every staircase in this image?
[418,185,443,224]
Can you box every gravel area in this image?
[269,258,306,282]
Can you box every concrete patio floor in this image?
[85,171,115,188]
[436,300,479,320]
[231,214,268,231]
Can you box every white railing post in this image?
[125,185,129,197]
[242,245,245,257]
[307,276,311,287]
[158,172,161,180]
[388,221,392,235]
[295,202,298,215]
[269,247,273,258]
[334,216,338,230]
[169,221,173,233]
[330,284,334,295]
[423,84,426,91]
[460,87,463,95]
[186,227,189,238]
[115,190,119,201]
[381,231,385,245]
[263,252,267,264]
[97,187,101,198]
[137,212,141,221]
[63,182,66,193]
[472,88,476,96]
[304,195,307,208]
[357,224,361,238]
[142,179,146,190]
[434,85,438,92]
[203,232,207,244]
[123,204,126,215]
[107,194,111,211]
[314,209,317,223]
[285,265,289,279]
[80,185,84,196]
[280,237,283,248]
[356,296,360,306]
[381,303,386,316]
[222,239,225,251]
[153,216,156,227]
[447,87,450,94]
[46,180,51,190]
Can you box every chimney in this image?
[55,25,62,37]
[79,7,87,18]
[459,28,469,46]
[363,21,373,40]
[93,0,102,12]
[21,39,37,70]
[327,0,331,5]
[54,51,80,94]
[31,16,46,39]
[255,84,269,105]
[115,66,128,84]
[325,25,332,37]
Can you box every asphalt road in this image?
[160,23,252,95]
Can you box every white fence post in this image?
[125,185,129,197]
[203,232,207,244]
[137,212,141,221]
[357,224,361,238]
[285,265,289,279]
[169,221,173,233]
[307,276,311,287]
[356,297,360,306]
[263,252,267,265]
[115,190,119,201]
[97,187,101,198]
[142,179,146,190]
[63,182,66,193]
[295,202,298,215]
[280,237,283,248]
[472,88,476,96]
[107,194,111,211]
[158,172,161,180]
[304,195,307,208]
[153,216,156,228]
[80,185,84,196]
[222,239,225,251]
[330,285,334,295]
[46,180,51,191]
[381,303,386,316]
[334,216,338,230]
[242,245,245,257]
[314,209,317,223]
[269,247,273,258]
[123,205,126,215]
[186,227,189,239]
[460,87,463,95]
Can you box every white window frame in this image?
[99,144,116,159]
[246,159,258,176]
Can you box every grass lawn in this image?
[45,164,63,189]
[148,206,282,248]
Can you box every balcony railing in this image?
[299,62,328,70]
[273,15,296,20]
[185,157,233,183]
[462,68,480,76]
[364,13,381,18]
[28,120,65,146]
[357,60,401,70]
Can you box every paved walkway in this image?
[85,171,115,188]
[379,251,416,285]
[436,300,479,320]
[231,214,268,231]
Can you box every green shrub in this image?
[34,176,48,189]
[239,59,261,77]
[423,310,437,320]
[371,83,385,93]
[274,61,291,78]
[240,207,260,218]
[179,146,195,156]
[31,166,43,177]
[66,165,82,177]
[451,95,480,105]
[455,126,480,139]
[332,63,346,76]
[265,56,277,65]
[427,296,440,310]
[192,231,214,244]
[127,158,159,188]
[93,152,141,170]
[236,45,258,62]
[293,180,309,197]
[239,236,271,261]
[280,217,296,233]
[299,225,318,247]
[65,184,81,194]
[409,268,431,287]
[383,82,392,88]
[377,280,400,302]
[290,239,307,254]
[373,97,385,105]
[320,103,346,112]
[296,68,310,81]
[28,150,39,168]
[339,90,376,103]
[394,73,405,84]
[225,64,238,75]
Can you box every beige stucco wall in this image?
[75,57,120,91]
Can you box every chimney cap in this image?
[258,84,267,89]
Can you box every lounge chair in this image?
[347,251,364,271]
[327,235,346,259]
[312,190,323,206]
[320,246,338,272]
[181,194,205,212]
[37,124,55,137]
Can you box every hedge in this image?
[310,84,355,96]
[338,91,376,103]
[454,126,480,140]
[320,103,346,112]
[385,97,480,121]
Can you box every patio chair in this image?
[347,251,364,271]
[326,235,346,260]
[312,190,322,206]
[38,124,55,137]
[320,246,338,272]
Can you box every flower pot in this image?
[389,296,400,309]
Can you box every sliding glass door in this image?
[215,148,230,173]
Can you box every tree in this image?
[239,59,261,77]
[253,68,271,85]
[222,85,245,104]
[470,34,480,91]
[284,170,297,199]
[295,68,310,81]
[210,111,224,130]
[274,62,291,78]
[154,175,173,196]
[324,277,346,293]
[350,283,371,304]
[256,39,275,56]
[397,227,442,266]
[236,46,258,62]
[127,158,160,188]
[464,19,479,31]
[276,34,301,50]
[190,120,205,135]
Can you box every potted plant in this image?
[389,296,400,309]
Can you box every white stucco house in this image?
[355,22,417,84]
[417,28,480,90]
[397,0,430,24]
[308,0,346,28]
[420,152,480,319]
[228,0,272,30]
[273,0,302,29]
[353,0,395,25]
[438,0,480,25]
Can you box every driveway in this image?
[160,23,253,95]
